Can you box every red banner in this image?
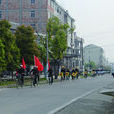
[22,58,26,69]
[34,56,44,71]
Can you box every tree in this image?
[46,16,70,76]
[0,40,5,75]
[85,61,97,70]
[0,20,20,72]
[15,25,39,65]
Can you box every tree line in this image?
[0,16,74,77]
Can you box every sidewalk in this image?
[56,83,114,114]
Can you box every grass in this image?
[0,74,94,88]
[0,80,16,87]
[0,77,54,88]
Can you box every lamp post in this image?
[46,33,48,80]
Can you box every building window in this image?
[57,7,59,13]
[31,23,36,30]
[31,11,35,17]
[0,11,2,18]
[31,0,35,4]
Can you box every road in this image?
[0,75,114,114]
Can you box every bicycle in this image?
[16,74,24,88]
[30,74,38,87]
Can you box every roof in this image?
[52,0,75,21]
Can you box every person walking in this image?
[84,69,88,78]
[61,66,66,80]
[75,67,79,79]
[111,69,114,78]
[48,68,53,85]
[71,68,76,80]
[66,68,70,80]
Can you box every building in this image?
[0,0,76,68]
[0,0,75,47]
[63,33,84,71]
[84,44,106,68]
[110,63,114,71]
[74,36,84,71]
[10,22,19,33]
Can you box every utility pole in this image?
[81,38,84,75]
[46,32,48,80]
[89,48,91,71]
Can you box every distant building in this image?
[110,63,114,71]
[63,33,84,71]
[84,44,106,68]
[74,36,84,70]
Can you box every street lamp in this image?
[46,33,48,80]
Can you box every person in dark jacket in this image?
[30,66,39,86]
[71,68,75,80]
[84,69,88,78]
[75,68,79,79]
[61,66,66,80]
[48,68,53,85]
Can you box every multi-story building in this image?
[0,0,75,47]
[0,0,76,68]
[84,44,106,68]
[10,22,19,33]
[63,33,84,71]
[74,36,84,71]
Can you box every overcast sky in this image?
[57,0,114,62]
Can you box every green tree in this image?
[0,20,20,72]
[47,16,69,59]
[85,61,97,69]
[0,40,5,75]
[15,25,39,65]
[46,16,70,75]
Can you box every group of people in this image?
[16,65,40,87]
[15,64,91,87]
[60,66,80,80]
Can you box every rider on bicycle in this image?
[16,65,25,87]
[30,66,39,86]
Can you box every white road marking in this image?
[48,89,98,114]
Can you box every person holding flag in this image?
[34,56,44,83]
[16,58,26,87]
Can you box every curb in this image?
[48,89,97,114]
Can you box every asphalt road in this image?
[0,75,114,114]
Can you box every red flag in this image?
[22,58,26,69]
[34,56,44,71]
[48,59,50,71]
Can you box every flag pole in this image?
[34,55,35,66]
